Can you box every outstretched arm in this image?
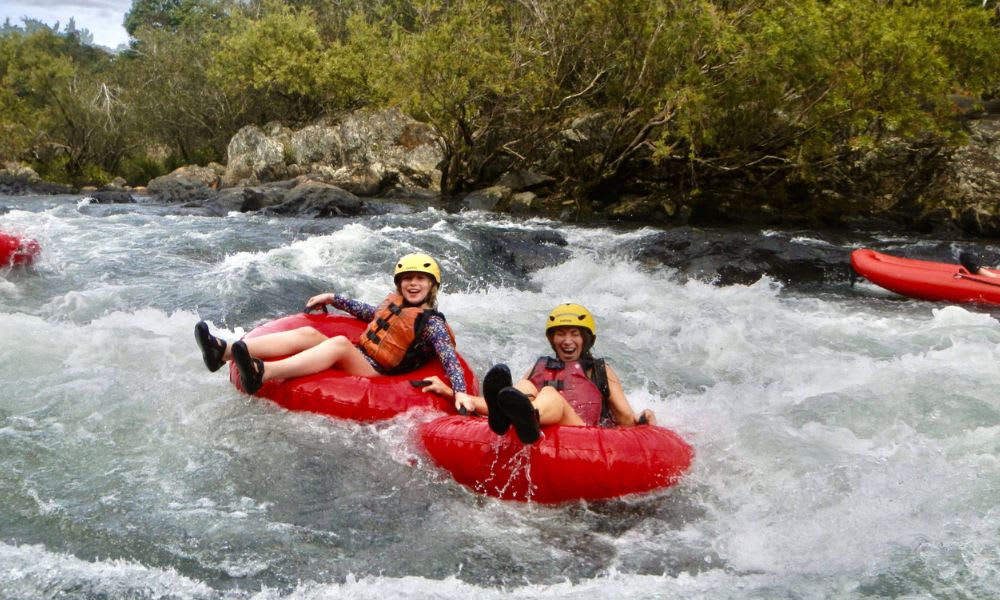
[306,293,376,322]
[420,376,487,414]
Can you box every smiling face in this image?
[549,326,585,362]
[397,272,434,306]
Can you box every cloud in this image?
[1,0,132,48]
[15,0,131,11]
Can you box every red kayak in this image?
[0,232,40,267]
[851,248,1000,305]
[228,313,479,421]
[419,416,693,503]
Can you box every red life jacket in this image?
[358,293,455,373]
[527,357,610,427]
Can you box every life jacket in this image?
[527,356,612,427]
[357,293,455,374]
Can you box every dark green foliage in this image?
[123,0,229,36]
[0,23,131,185]
[119,155,169,186]
[1,0,998,197]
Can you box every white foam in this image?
[0,542,213,598]
[4,199,1000,598]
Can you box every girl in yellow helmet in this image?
[195,253,469,401]
[453,303,656,444]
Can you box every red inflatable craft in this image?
[851,248,1000,305]
[419,416,693,503]
[228,312,479,421]
[0,232,40,267]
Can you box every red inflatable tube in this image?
[228,312,479,422]
[419,415,693,503]
[851,248,1000,305]
[0,232,41,267]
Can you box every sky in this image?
[1,0,132,50]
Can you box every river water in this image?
[1,194,997,599]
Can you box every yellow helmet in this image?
[545,303,596,337]
[394,253,441,285]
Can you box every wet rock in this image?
[496,169,556,193]
[207,183,292,215]
[148,165,223,203]
[606,194,690,224]
[241,186,291,212]
[509,191,538,216]
[0,164,74,195]
[262,181,369,218]
[475,228,570,275]
[634,227,852,287]
[463,186,512,211]
[88,190,135,204]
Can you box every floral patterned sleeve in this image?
[329,294,376,322]
[421,316,467,393]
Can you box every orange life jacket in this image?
[527,357,611,427]
[358,293,455,373]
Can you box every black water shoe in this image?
[498,387,541,445]
[195,321,227,372]
[482,364,513,434]
[960,252,981,274]
[231,340,265,395]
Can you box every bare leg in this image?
[261,335,378,382]
[224,327,329,361]
[513,380,585,426]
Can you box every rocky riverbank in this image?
[4,105,1000,237]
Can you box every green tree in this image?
[674,0,1000,179]
[374,0,551,192]
[209,1,369,123]
[0,25,127,182]
[524,0,1000,197]
[124,0,229,37]
[118,17,241,165]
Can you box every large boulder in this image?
[462,186,512,211]
[88,189,135,204]
[224,124,291,185]
[263,181,369,218]
[0,163,74,195]
[148,164,224,203]
[496,169,556,193]
[634,227,852,287]
[223,109,445,194]
[203,182,293,215]
[337,108,443,190]
[308,164,389,196]
[289,124,342,165]
[470,228,571,284]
